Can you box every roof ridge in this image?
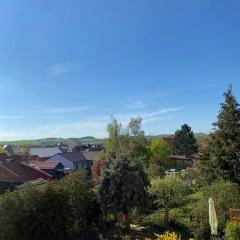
[0,163,19,177]
[20,162,52,178]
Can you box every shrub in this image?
[0,185,69,240]
[145,232,181,240]
[188,201,209,240]
[202,180,240,229]
[121,236,131,240]
[188,180,240,240]
[149,176,192,225]
[0,172,101,240]
[225,222,240,240]
[59,172,101,236]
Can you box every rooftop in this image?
[29,147,62,158]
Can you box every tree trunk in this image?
[163,208,169,226]
[122,212,131,232]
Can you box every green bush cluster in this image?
[0,172,100,240]
[225,222,240,240]
[188,180,240,240]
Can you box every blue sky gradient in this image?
[0,0,239,140]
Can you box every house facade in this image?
[46,152,94,171]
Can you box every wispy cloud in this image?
[48,63,75,75]
[127,100,146,109]
[113,107,182,125]
[0,107,183,140]
[143,108,182,118]
[45,107,182,137]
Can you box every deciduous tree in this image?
[149,176,191,226]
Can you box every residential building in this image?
[29,147,62,160]
[27,161,64,179]
[0,156,52,193]
[46,151,99,171]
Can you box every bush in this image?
[188,201,209,240]
[60,171,101,236]
[0,185,69,240]
[145,232,181,240]
[188,180,240,240]
[202,180,240,229]
[225,222,240,240]
[0,172,101,240]
[149,175,192,226]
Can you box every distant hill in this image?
[146,133,209,144]
[0,137,105,146]
[0,133,208,146]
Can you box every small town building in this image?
[29,147,62,160]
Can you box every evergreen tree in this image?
[99,155,150,231]
[203,87,240,184]
[173,124,197,157]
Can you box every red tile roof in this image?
[28,161,61,170]
[0,159,52,182]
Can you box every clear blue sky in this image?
[0,0,239,140]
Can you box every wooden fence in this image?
[229,208,240,224]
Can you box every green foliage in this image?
[173,124,198,157]
[0,146,7,154]
[202,180,240,228]
[150,176,191,209]
[225,222,240,240]
[188,180,240,240]
[99,155,150,229]
[105,117,150,166]
[128,118,150,165]
[0,172,100,240]
[149,138,170,168]
[121,235,131,240]
[201,87,240,184]
[0,185,69,240]
[146,162,165,178]
[188,201,209,240]
[105,118,128,156]
[196,147,217,186]
[149,176,191,225]
[59,172,100,236]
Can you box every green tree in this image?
[0,185,69,240]
[150,138,171,167]
[105,117,149,165]
[105,118,130,157]
[173,124,197,157]
[201,87,240,184]
[99,156,150,231]
[60,171,100,237]
[149,176,191,226]
[127,118,149,165]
